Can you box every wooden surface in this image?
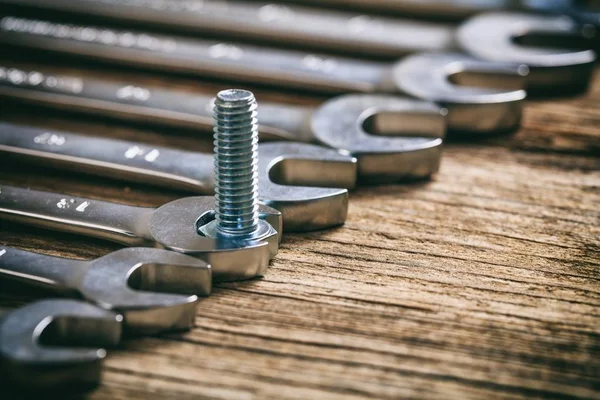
[0,56,599,399]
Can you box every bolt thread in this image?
[213,89,260,236]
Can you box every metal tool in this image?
[0,246,211,334]
[0,123,353,231]
[0,185,280,281]
[0,17,528,119]
[279,0,600,25]
[457,13,597,95]
[0,66,446,182]
[279,0,506,19]
[0,299,121,389]
[0,2,595,92]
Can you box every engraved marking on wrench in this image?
[76,201,91,212]
[116,86,151,101]
[302,55,338,73]
[34,133,66,146]
[124,146,160,162]
[56,198,90,212]
[0,66,83,93]
[208,43,244,60]
[57,198,76,209]
[347,15,385,34]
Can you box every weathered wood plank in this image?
[0,58,598,399]
[516,70,600,156]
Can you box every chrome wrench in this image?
[0,14,531,104]
[280,0,600,25]
[0,2,595,92]
[0,185,281,281]
[0,28,524,135]
[0,66,446,182]
[0,299,121,390]
[0,246,211,334]
[0,122,355,231]
[283,0,510,19]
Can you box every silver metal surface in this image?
[0,68,446,179]
[277,0,600,24]
[392,53,526,132]
[0,299,121,389]
[210,90,264,237]
[259,142,351,232]
[199,89,279,259]
[0,0,455,58]
[288,0,513,19]
[0,122,354,231]
[457,12,597,95]
[0,186,280,281]
[0,246,211,334]
[0,2,595,92]
[310,95,444,176]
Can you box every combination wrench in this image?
[0,16,529,120]
[0,1,595,93]
[0,299,121,390]
[0,186,281,282]
[0,246,211,335]
[0,123,356,231]
[284,0,600,26]
[0,67,447,183]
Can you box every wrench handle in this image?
[0,14,386,92]
[0,123,215,194]
[0,64,315,141]
[0,63,216,131]
[0,0,454,58]
[0,246,84,294]
[278,0,505,20]
[0,185,154,246]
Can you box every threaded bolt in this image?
[212,89,260,237]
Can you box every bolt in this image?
[213,88,260,236]
[199,89,275,242]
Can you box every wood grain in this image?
[0,56,598,399]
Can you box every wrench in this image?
[0,299,121,389]
[0,123,355,230]
[279,0,600,25]
[0,67,446,182]
[0,2,595,92]
[0,246,211,334]
[457,12,597,95]
[0,186,281,281]
[0,16,528,119]
[282,0,509,19]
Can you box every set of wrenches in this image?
[0,0,598,392]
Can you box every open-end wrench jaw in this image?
[310,94,444,183]
[258,142,356,232]
[150,197,281,281]
[0,246,210,334]
[83,248,210,334]
[0,299,122,389]
[457,12,597,95]
[392,52,527,135]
